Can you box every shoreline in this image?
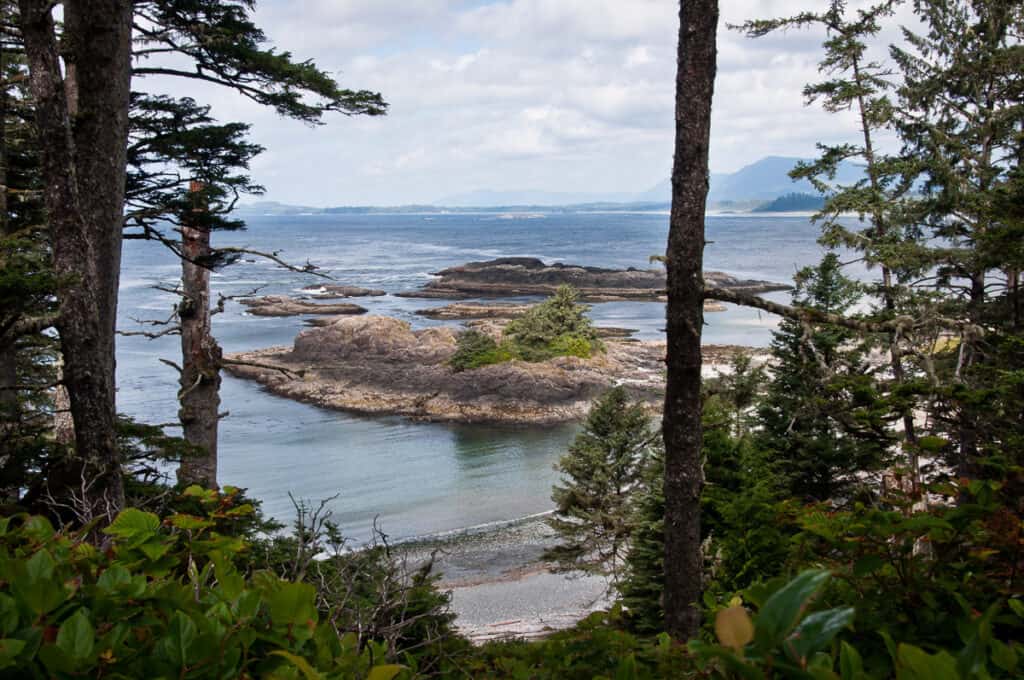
[394,513,612,642]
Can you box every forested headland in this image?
[0,1,1022,678]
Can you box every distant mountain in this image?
[635,156,865,204]
[233,200,323,216]
[434,189,636,207]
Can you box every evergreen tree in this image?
[891,0,1024,477]
[123,93,265,487]
[738,0,927,488]
[545,386,658,583]
[0,3,58,506]
[758,253,892,504]
[16,0,387,521]
[619,446,664,634]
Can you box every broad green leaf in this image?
[21,516,54,541]
[159,612,197,667]
[104,509,160,541]
[266,582,318,629]
[897,644,959,680]
[25,549,55,582]
[97,565,132,592]
[755,570,831,649]
[0,595,18,635]
[168,514,215,531]
[17,550,65,615]
[840,641,864,680]
[56,609,95,662]
[367,665,406,680]
[138,539,171,561]
[269,650,323,680]
[787,607,855,663]
[991,639,1018,673]
[0,639,25,669]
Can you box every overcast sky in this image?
[143,1,917,206]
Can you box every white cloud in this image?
[137,0,923,205]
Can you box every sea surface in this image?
[117,212,853,542]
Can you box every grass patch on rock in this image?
[450,285,603,371]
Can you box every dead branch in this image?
[219,357,303,378]
[215,246,334,279]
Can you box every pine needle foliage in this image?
[545,387,658,582]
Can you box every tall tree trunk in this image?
[0,42,15,502]
[0,38,13,420]
[18,0,132,522]
[177,182,222,488]
[663,0,718,641]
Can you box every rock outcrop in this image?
[416,302,534,320]
[302,284,386,298]
[420,300,725,320]
[397,257,788,301]
[224,314,760,424]
[239,295,368,317]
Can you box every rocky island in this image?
[223,314,758,424]
[239,295,368,317]
[397,257,788,301]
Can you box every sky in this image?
[141,0,919,206]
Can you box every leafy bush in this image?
[692,568,1023,679]
[448,330,512,372]
[0,488,408,679]
[504,284,599,349]
[449,286,603,371]
[783,479,1024,670]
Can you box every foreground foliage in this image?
[0,488,409,679]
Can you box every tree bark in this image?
[18,0,132,522]
[663,0,718,641]
[0,38,13,420]
[177,182,222,488]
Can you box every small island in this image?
[239,295,368,317]
[397,257,789,301]
[225,287,758,424]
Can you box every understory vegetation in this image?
[448,285,603,371]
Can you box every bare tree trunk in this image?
[177,182,222,488]
[663,0,718,641]
[18,0,132,522]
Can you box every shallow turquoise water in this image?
[116,212,843,541]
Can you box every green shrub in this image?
[505,285,599,349]
[547,332,595,359]
[0,488,408,679]
[691,568,1024,679]
[449,287,603,371]
[449,330,513,371]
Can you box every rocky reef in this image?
[239,295,368,317]
[301,284,386,298]
[397,257,788,301]
[419,300,725,320]
[224,315,759,424]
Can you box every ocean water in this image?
[117,212,845,541]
